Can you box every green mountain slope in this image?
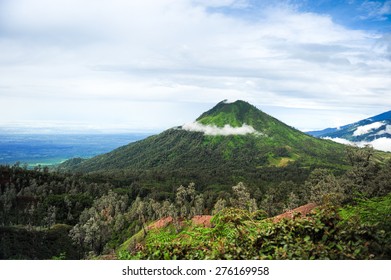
[61,100,349,181]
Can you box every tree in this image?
[193,194,205,216]
[0,184,16,225]
[230,182,258,212]
[69,223,86,256]
[306,169,344,205]
[159,200,172,219]
[259,193,274,217]
[150,199,162,220]
[64,195,74,222]
[135,198,147,235]
[212,198,227,214]
[372,159,391,196]
[69,191,129,255]
[175,183,200,219]
[44,205,57,229]
[343,145,380,199]
[284,191,300,211]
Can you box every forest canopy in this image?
[1,146,390,259]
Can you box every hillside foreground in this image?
[117,197,390,260]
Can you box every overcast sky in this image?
[0,0,390,133]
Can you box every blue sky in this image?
[0,0,390,133]
[210,0,390,30]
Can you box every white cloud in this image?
[323,136,391,152]
[222,99,238,104]
[323,137,354,146]
[192,0,249,8]
[359,0,391,21]
[353,121,385,136]
[370,137,391,152]
[181,122,259,136]
[0,0,390,132]
[376,125,391,136]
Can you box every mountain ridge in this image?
[307,109,391,152]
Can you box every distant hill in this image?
[307,110,391,152]
[60,100,349,186]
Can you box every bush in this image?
[122,195,391,260]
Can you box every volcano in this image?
[61,100,349,184]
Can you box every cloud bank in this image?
[376,125,391,136]
[323,137,391,152]
[353,122,385,136]
[181,122,258,136]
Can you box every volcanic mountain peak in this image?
[180,99,289,137]
[181,100,264,136]
[195,100,261,128]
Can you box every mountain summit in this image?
[196,100,263,128]
[181,100,301,140]
[61,100,348,186]
[181,100,270,136]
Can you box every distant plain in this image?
[0,133,151,167]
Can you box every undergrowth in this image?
[118,195,391,260]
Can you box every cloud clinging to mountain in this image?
[353,122,385,136]
[323,137,391,152]
[182,122,258,136]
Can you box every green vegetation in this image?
[0,224,80,259]
[1,101,390,260]
[1,145,390,260]
[122,196,390,260]
[0,164,112,259]
[115,145,391,260]
[61,101,352,173]
[58,100,357,198]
